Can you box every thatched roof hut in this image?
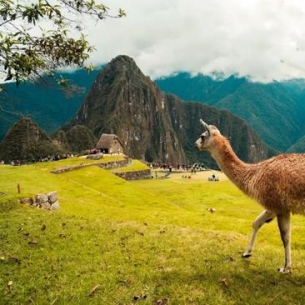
[96,134,123,154]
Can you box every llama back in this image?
[245,154,305,214]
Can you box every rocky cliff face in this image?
[63,56,188,164]
[62,55,275,167]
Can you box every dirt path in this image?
[152,169,228,181]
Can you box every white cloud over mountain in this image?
[79,0,305,82]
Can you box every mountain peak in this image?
[110,55,137,66]
[61,56,273,165]
[101,55,148,83]
[0,117,63,163]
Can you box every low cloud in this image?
[83,0,305,82]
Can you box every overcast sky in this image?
[82,0,305,82]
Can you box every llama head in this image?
[195,119,221,151]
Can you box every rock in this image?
[40,201,51,210]
[47,191,58,203]
[32,201,40,207]
[20,197,33,205]
[35,194,48,204]
[21,192,60,211]
[50,200,60,211]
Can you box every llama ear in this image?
[200,119,211,136]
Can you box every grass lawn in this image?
[1,157,305,304]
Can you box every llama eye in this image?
[201,135,205,141]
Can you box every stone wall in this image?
[50,158,151,181]
[50,159,129,174]
[114,169,151,180]
[20,191,59,210]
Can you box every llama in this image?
[195,119,305,273]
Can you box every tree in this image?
[0,0,125,87]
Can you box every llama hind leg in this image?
[242,210,276,258]
[277,213,291,273]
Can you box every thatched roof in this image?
[96,134,123,149]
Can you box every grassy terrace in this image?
[1,156,305,304]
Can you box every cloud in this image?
[82,0,305,82]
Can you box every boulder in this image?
[20,197,33,205]
[47,191,58,203]
[50,200,60,211]
[40,201,51,210]
[35,194,49,204]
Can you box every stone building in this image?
[96,134,124,154]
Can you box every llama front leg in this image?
[242,210,276,258]
[277,213,291,273]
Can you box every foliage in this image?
[0,68,100,141]
[287,134,305,153]
[64,125,97,153]
[1,159,305,304]
[0,0,125,86]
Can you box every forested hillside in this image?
[0,69,100,140]
[1,58,305,154]
[0,56,275,166]
[58,55,274,166]
[156,73,305,152]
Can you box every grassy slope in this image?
[1,158,305,304]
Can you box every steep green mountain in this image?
[60,55,275,167]
[0,117,64,163]
[156,73,305,152]
[287,135,305,153]
[2,61,305,155]
[0,69,99,141]
[53,125,97,153]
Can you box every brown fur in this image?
[199,130,305,215]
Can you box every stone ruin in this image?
[20,191,59,211]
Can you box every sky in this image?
[77,0,305,83]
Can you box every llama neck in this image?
[210,137,249,191]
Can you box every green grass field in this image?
[1,157,305,305]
